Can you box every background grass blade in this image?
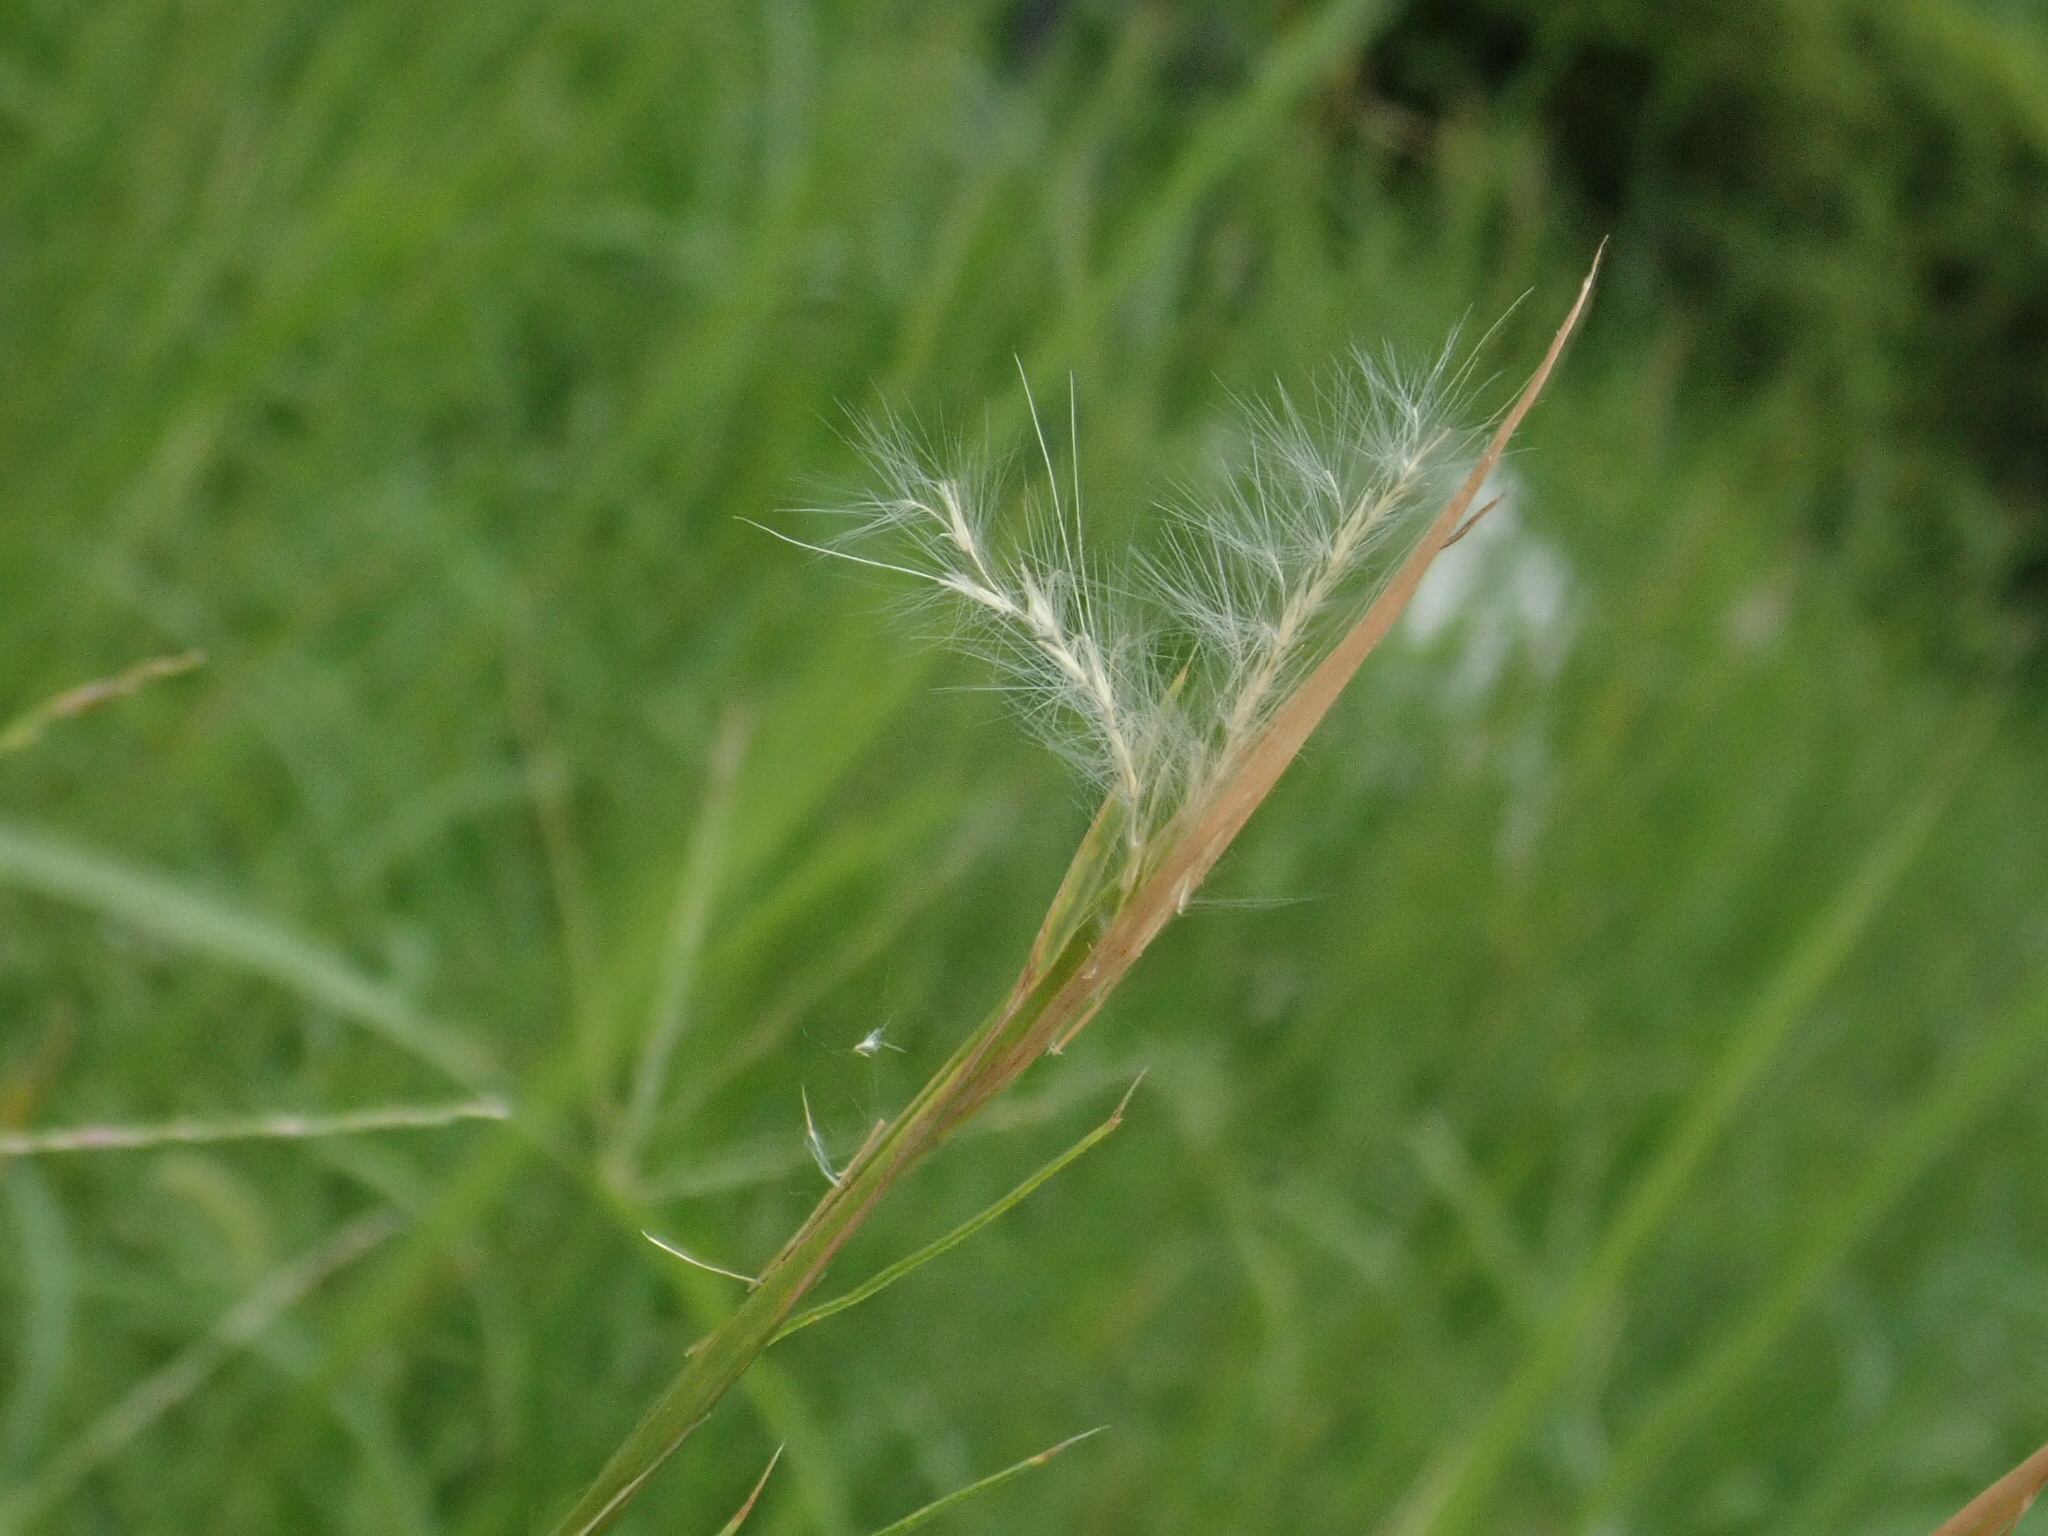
[1584,966,2048,1523]
[611,709,752,1188]
[0,652,204,757]
[1030,0,1390,378]
[0,1098,510,1156]
[0,1167,73,1481]
[0,1209,400,1534]
[1389,711,1990,1536]
[0,819,501,1092]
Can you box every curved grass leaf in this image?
[770,1078,1139,1347]
[865,1428,1105,1536]
[0,819,501,1093]
[714,1446,783,1536]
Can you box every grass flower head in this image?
[794,332,1494,890]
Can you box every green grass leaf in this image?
[863,1428,1105,1536]
[0,819,502,1093]
[1388,706,1995,1536]
[712,1446,783,1536]
[770,1077,1139,1347]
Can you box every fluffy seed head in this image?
[791,337,1485,873]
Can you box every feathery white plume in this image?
[1154,338,1483,802]
[776,335,1485,875]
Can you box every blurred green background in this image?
[4,1,2048,1532]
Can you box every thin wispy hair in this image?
[772,400,1182,851]
[774,330,1493,876]
[1152,335,1487,801]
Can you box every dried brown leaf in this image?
[1931,1439,2048,1536]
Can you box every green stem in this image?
[543,917,1105,1536]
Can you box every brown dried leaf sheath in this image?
[1930,1439,2048,1536]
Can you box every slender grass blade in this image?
[864,1428,1105,1536]
[771,1079,1138,1346]
[713,1446,783,1536]
[0,819,501,1092]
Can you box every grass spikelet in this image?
[1149,334,1486,803]
[800,1088,840,1186]
[759,404,1176,861]
[800,325,1497,886]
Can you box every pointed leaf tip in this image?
[712,1446,784,1536]
[862,1426,1107,1536]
